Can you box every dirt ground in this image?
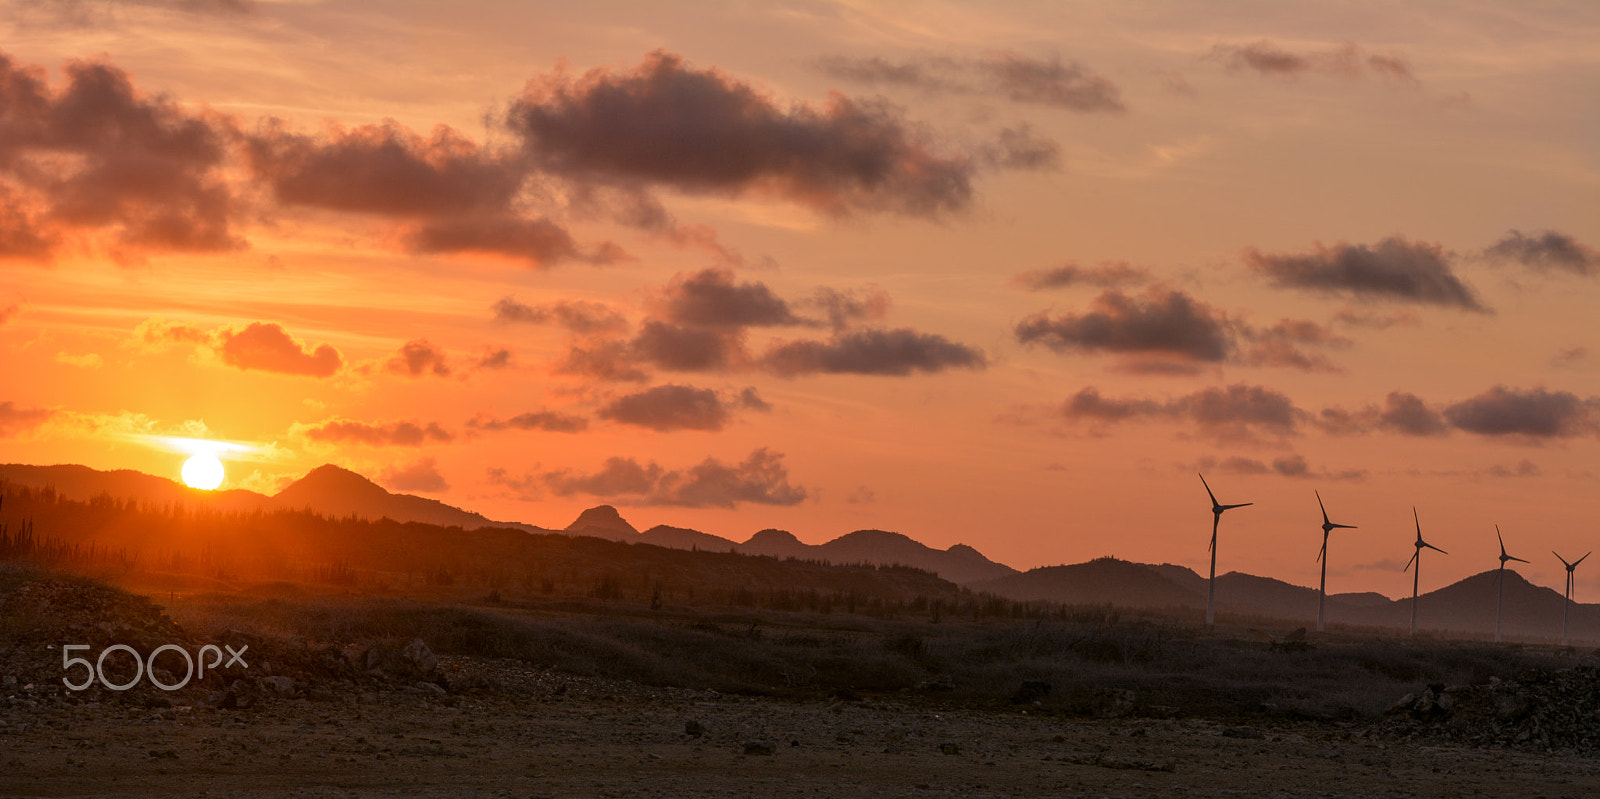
[4,656,1596,799]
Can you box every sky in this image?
[0,0,1596,599]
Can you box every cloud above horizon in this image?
[817,51,1125,113]
[1211,40,1417,82]
[507,50,1012,218]
[1244,236,1486,311]
[1483,230,1598,276]
[296,418,453,446]
[536,447,807,508]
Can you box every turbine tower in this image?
[1402,507,1446,637]
[1314,491,1356,633]
[1554,550,1590,647]
[1494,526,1528,644]
[1199,473,1252,629]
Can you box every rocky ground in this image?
[4,567,1599,797]
[4,652,1599,798]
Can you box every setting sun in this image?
[181,453,225,491]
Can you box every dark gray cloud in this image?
[817,51,1124,113]
[380,457,449,493]
[1016,287,1234,365]
[655,268,799,327]
[0,51,243,262]
[468,410,589,434]
[0,401,53,436]
[217,322,342,377]
[1244,236,1487,311]
[737,387,771,412]
[1013,261,1150,290]
[761,328,986,377]
[1484,230,1598,276]
[385,339,450,378]
[983,124,1061,170]
[1317,391,1449,437]
[246,120,522,217]
[508,51,981,218]
[630,321,748,372]
[1486,460,1541,478]
[539,447,806,508]
[596,384,733,432]
[493,296,628,334]
[1443,386,1600,438]
[404,215,624,269]
[474,348,513,370]
[1211,40,1416,82]
[297,418,453,446]
[1552,347,1588,368]
[1060,383,1304,441]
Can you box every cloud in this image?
[296,418,453,446]
[486,467,543,501]
[982,124,1061,170]
[1484,230,1598,276]
[385,339,451,378]
[539,447,806,508]
[1332,308,1420,330]
[508,50,979,218]
[1060,384,1304,442]
[1202,453,1366,481]
[1015,287,1233,369]
[817,51,1124,113]
[596,384,734,432]
[1239,319,1350,372]
[380,457,449,493]
[1376,391,1450,436]
[246,120,521,217]
[0,51,244,262]
[1211,40,1417,82]
[217,322,342,377]
[761,328,986,377]
[0,401,54,436]
[803,285,891,331]
[493,296,628,334]
[630,321,748,372]
[1244,236,1486,311]
[1013,262,1150,290]
[1486,460,1541,478]
[403,214,624,268]
[1443,386,1600,439]
[135,317,213,346]
[474,348,513,370]
[554,339,651,383]
[0,300,17,325]
[1552,347,1588,368]
[467,410,589,434]
[654,268,800,327]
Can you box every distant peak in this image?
[747,528,801,544]
[567,504,637,535]
[278,464,384,497]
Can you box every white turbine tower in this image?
[1402,507,1446,637]
[1199,473,1252,629]
[1314,491,1357,633]
[1554,550,1590,647]
[1494,526,1528,644]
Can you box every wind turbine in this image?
[1553,550,1591,647]
[1402,507,1446,637]
[1314,491,1357,633]
[1494,526,1528,644]
[1198,474,1252,629]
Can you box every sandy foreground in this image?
[4,656,1596,799]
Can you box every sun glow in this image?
[181,453,225,490]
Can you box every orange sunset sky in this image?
[0,1,1596,598]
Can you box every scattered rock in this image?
[260,676,296,698]
[684,719,705,738]
[938,742,961,755]
[742,740,776,756]
[1222,726,1264,739]
[400,638,438,675]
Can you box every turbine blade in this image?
[1316,490,1330,525]
[1425,543,1447,554]
[1413,506,1421,539]
[1330,523,1357,530]
[1222,502,1253,511]
[1577,552,1592,568]
[1498,526,1508,559]
[1555,551,1573,569]
[1508,555,1530,564]
[1199,473,1219,505]
[1317,538,1327,563]
[1404,550,1417,572]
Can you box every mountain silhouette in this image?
[563,505,639,540]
